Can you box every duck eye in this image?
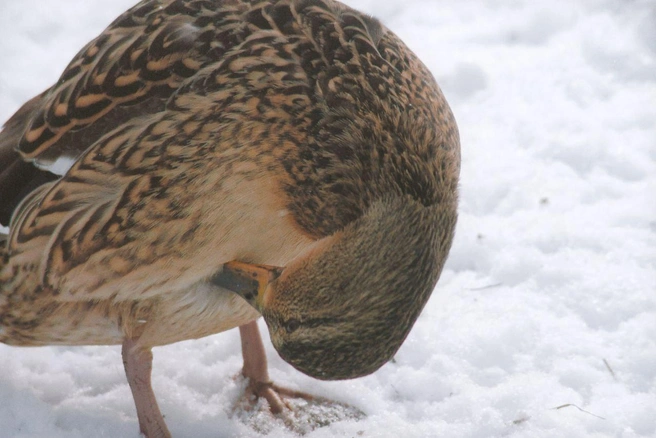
[284,319,300,333]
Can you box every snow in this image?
[1,0,655,437]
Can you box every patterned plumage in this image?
[0,0,459,436]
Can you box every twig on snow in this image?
[603,358,617,381]
[552,404,605,420]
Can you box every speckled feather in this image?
[0,0,459,355]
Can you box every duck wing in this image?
[2,0,334,301]
[2,0,456,304]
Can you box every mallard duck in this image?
[0,0,460,436]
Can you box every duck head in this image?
[211,195,457,380]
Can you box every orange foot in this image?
[235,376,365,434]
[235,322,364,433]
[241,378,317,414]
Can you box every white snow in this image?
[1,0,655,437]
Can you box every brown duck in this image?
[0,0,460,436]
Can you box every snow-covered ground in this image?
[1,0,655,437]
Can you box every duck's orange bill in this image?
[210,261,283,310]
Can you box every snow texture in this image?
[1,0,655,437]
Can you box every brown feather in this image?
[0,0,459,368]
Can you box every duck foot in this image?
[234,376,365,435]
[236,321,365,433]
[239,319,305,413]
[240,378,316,414]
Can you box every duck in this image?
[0,0,460,436]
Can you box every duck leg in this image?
[122,338,172,438]
[239,320,316,414]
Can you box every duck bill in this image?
[210,261,283,311]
